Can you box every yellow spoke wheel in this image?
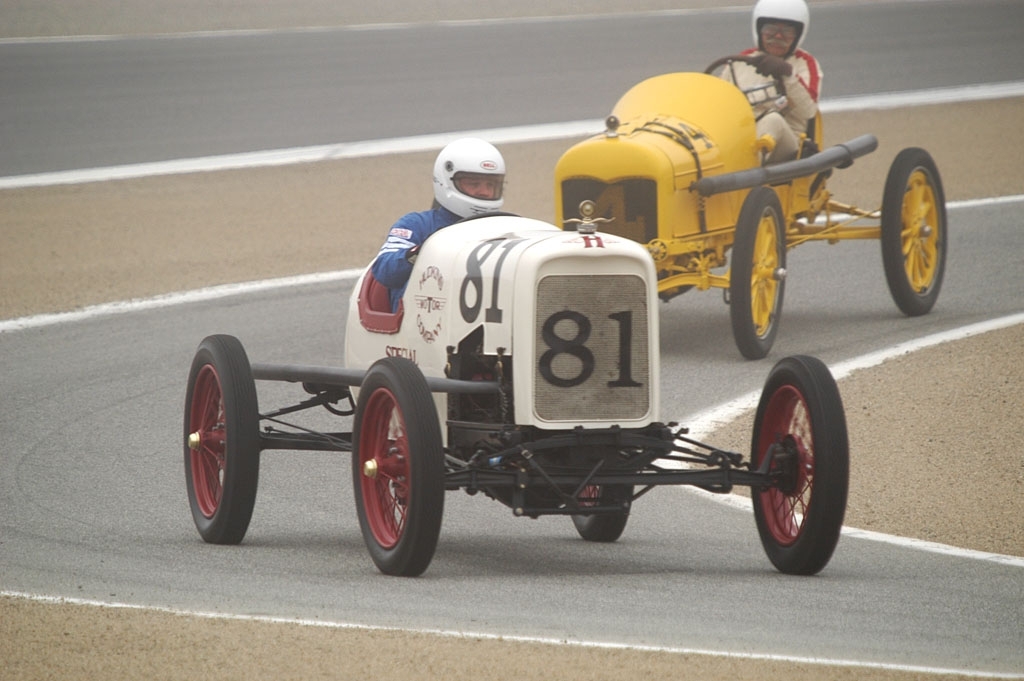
[730,186,787,360]
[881,148,947,316]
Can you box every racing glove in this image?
[750,54,793,78]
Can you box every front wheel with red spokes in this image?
[183,334,260,544]
[352,357,444,576]
[751,355,848,575]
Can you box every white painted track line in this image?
[2,82,1022,190]
[3,195,1021,334]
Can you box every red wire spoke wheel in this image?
[571,484,633,543]
[183,335,260,544]
[751,355,848,575]
[188,364,227,518]
[353,357,444,576]
[358,388,413,548]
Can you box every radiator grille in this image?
[561,179,658,244]
[534,275,650,422]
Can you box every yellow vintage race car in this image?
[555,56,947,359]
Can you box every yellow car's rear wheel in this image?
[881,147,947,316]
[730,186,787,360]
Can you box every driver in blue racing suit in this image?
[370,137,506,312]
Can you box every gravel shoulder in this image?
[4,100,1022,321]
[2,5,1021,681]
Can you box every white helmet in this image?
[432,137,506,218]
[752,0,809,54]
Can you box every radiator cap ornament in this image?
[565,199,612,235]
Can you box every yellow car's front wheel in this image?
[881,147,947,317]
[729,186,787,360]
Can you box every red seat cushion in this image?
[357,271,403,334]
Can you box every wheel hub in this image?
[770,435,800,495]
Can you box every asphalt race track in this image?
[2,1,1023,677]
[3,0,1023,176]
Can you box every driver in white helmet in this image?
[720,0,822,163]
[370,137,506,312]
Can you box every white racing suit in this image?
[720,47,822,163]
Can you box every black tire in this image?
[352,357,445,576]
[881,147,947,317]
[183,334,261,544]
[571,484,633,543]
[730,186,787,360]
[751,355,849,575]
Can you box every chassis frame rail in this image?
[252,361,500,394]
[445,424,786,518]
[247,367,787,520]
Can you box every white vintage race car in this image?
[183,209,850,577]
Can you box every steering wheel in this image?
[704,54,788,104]
[704,53,759,75]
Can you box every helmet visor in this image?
[453,172,504,201]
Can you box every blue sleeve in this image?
[370,212,425,289]
[368,208,458,311]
